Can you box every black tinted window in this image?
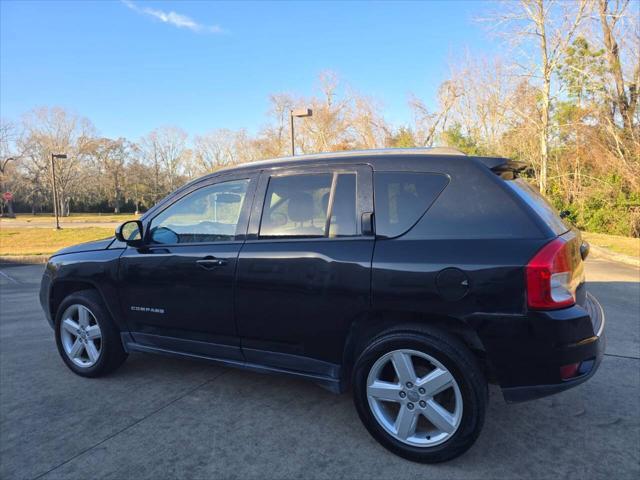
[374,172,449,238]
[505,179,569,235]
[150,179,249,244]
[260,172,358,239]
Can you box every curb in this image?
[588,244,640,268]
[0,255,49,265]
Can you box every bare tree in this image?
[298,72,352,152]
[444,55,516,152]
[89,138,133,213]
[487,0,588,193]
[347,93,388,149]
[193,129,241,174]
[0,119,26,217]
[597,0,639,133]
[410,79,462,147]
[125,152,153,214]
[2,51,637,234]
[19,107,96,216]
[256,93,296,158]
[139,131,163,202]
[140,126,188,201]
[156,126,188,192]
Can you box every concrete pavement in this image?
[0,258,638,479]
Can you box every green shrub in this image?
[548,187,638,237]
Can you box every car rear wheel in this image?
[55,290,127,377]
[352,328,487,463]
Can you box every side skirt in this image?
[120,332,343,394]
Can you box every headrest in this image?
[395,191,418,216]
[321,192,330,213]
[288,192,315,222]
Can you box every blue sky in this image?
[1,0,498,140]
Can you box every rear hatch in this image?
[479,156,575,235]
[502,177,589,309]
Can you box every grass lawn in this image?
[1,218,637,260]
[582,232,639,258]
[0,227,114,256]
[0,213,138,224]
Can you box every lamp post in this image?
[290,108,313,156]
[51,153,67,230]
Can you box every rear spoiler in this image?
[477,157,529,180]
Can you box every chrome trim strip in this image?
[587,292,606,337]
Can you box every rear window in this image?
[374,172,449,238]
[505,179,570,235]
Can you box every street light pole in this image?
[290,112,295,156]
[51,153,67,230]
[290,108,313,156]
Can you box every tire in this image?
[352,326,487,463]
[54,289,128,377]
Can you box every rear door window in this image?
[259,172,359,239]
[504,179,570,235]
[374,172,449,238]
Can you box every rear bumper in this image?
[469,292,606,403]
[501,292,605,402]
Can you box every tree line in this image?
[1,0,638,236]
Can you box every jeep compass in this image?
[40,148,605,463]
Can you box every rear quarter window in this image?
[374,172,449,238]
[504,179,570,236]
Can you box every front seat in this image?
[287,192,324,236]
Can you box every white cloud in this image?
[121,0,224,34]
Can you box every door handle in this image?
[361,212,375,236]
[196,257,227,270]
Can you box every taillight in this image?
[526,238,577,309]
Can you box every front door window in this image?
[149,179,250,244]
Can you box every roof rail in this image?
[422,147,467,156]
[269,147,469,163]
[209,147,511,179]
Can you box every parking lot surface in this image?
[1,258,638,479]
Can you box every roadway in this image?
[0,258,638,479]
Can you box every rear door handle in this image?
[196,257,227,270]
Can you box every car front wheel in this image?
[55,289,127,377]
[352,328,487,463]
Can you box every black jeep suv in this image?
[40,148,605,462]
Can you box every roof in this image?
[142,147,516,221]
[275,146,469,161]
[218,147,516,175]
[222,147,470,173]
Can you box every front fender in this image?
[40,248,126,331]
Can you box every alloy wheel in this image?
[59,304,103,368]
[366,349,463,447]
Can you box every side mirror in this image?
[115,220,144,246]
